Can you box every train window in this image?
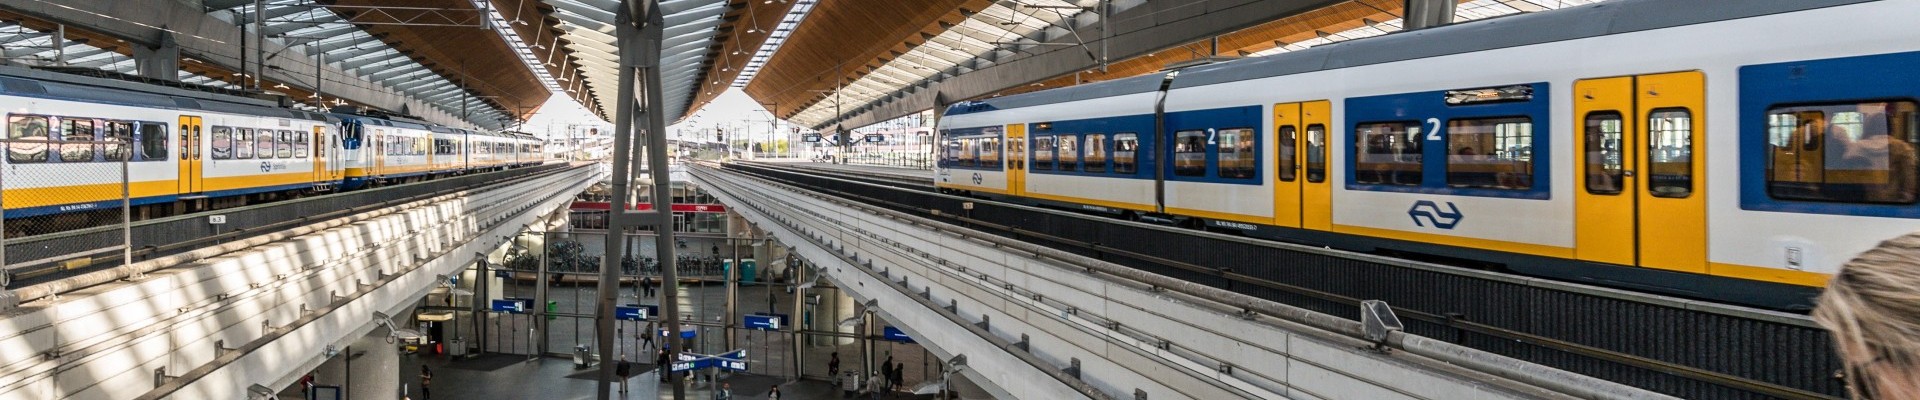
[1277,126,1297,182]
[7,115,49,163]
[295,130,309,157]
[1173,130,1206,177]
[1446,117,1532,190]
[1354,121,1423,185]
[1084,134,1108,173]
[1033,136,1055,170]
[277,130,294,158]
[1057,134,1078,171]
[236,128,256,159]
[1219,128,1256,179]
[1114,133,1138,174]
[958,138,977,167]
[60,118,96,163]
[1765,101,1919,204]
[941,139,961,165]
[1647,109,1693,198]
[139,122,168,161]
[104,121,133,162]
[257,128,276,159]
[1584,112,1625,195]
[980,137,1001,168]
[211,126,233,159]
[1306,124,1327,183]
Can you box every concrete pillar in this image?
[1404,0,1458,30]
[133,30,180,82]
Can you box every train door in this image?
[1271,101,1333,230]
[176,115,203,193]
[1005,124,1026,196]
[1572,71,1706,273]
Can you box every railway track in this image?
[716,161,1841,400]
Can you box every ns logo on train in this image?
[1408,200,1464,230]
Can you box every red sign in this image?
[570,202,728,213]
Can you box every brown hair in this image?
[1813,232,1920,399]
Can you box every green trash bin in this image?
[740,259,757,284]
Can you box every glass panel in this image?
[1218,128,1256,179]
[1647,109,1693,198]
[60,118,96,162]
[296,131,310,157]
[278,130,294,158]
[1584,112,1625,194]
[1354,121,1423,185]
[958,138,976,167]
[1084,134,1107,173]
[1113,133,1138,174]
[1173,130,1206,177]
[1057,134,1077,171]
[979,137,1000,167]
[102,121,132,161]
[212,126,233,159]
[236,128,255,159]
[7,115,49,163]
[1766,101,1919,203]
[140,123,168,161]
[1445,117,1532,189]
[1032,136,1055,170]
[255,128,274,159]
[1306,124,1327,183]
[1277,126,1296,182]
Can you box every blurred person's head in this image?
[1814,232,1920,399]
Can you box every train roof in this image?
[1169,0,1867,89]
[0,64,330,121]
[943,72,1167,117]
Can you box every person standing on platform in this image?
[418,365,432,400]
[867,370,883,400]
[767,385,781,399]
[879,354,894,392]
[1815,232,1920,400]
[890,361,903,393]
[714,382,732,400]
[658,349,672,383]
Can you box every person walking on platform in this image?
[889,361,903,393]
[828,352,840,377]
[1815,231,1920,400]
[867,370,883,400]
[879,354,894,392]
[658,349,672,383]
[767,385,781,399]
[713,382,732,400]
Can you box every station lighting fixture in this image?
[372,311,425,343]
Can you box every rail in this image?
[0,162,585,303]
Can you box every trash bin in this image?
[573,345,595,369]
[448,339,467,357]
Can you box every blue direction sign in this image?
[615,304,659,321]
[490,298,530,313]
[671,350,749,373]
[657,326,697,339]
[882,326,914,343]
[744,313,788,331]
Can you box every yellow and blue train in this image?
[0,64,543,228]
[936,0,1918,309]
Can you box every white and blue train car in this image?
[937,0,1920,309]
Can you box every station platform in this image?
[741,159,934,187]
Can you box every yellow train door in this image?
[1005,124,1026,196]
[1572,71,1707,273]
[177,115,203,194]
[1272,102,1304,228]
[1271,101,1336,231]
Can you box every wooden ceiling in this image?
[997,0,1403,98]
[491,0,598,115]
[681,0,801,119]
[742,0,990,120]
[326,0,551,119]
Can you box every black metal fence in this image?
[721,162,1843,400]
